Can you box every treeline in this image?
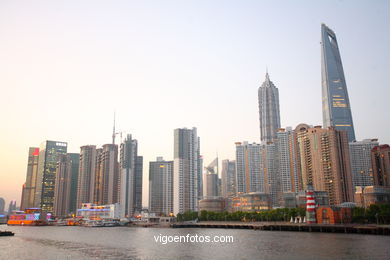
[176,204,390,224]
[177,208,306,222]
[352,204,390,224]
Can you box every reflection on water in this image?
[1,226,390,259]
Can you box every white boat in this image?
[84,220,104,227]
[103,220,117,227]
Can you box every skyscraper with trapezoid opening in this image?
[321,23,356,142]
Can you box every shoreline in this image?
[171,221,390,235]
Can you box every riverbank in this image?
[172,221,390,235]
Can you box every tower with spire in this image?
[258,71,281,143]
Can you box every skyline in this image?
[1,1,390,206]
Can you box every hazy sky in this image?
[1,0,389,207]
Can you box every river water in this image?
[1,225,390,259]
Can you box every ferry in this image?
[7,208,51,226]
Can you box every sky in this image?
[0,0,389,208]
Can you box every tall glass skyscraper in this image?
[34,140,68,212]
[258,72,281,143]
[321,23,356,142]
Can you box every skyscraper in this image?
[120,135,143,217]
[235,142,264,194]
[53,154,72,216]
[7,200,17,214]
[321,23,356,142]
[149,157,173,216]
[20,147,40,211]
[173,127,201,215]
[371,145,390,187]
[258,72,281,143]
[276,128,302,193]
[349,139,379,188]
[77,145,98,208]
[296,125,353,205]
[261,143,281,207]
[221,160,236,198]
[34,141,68,212]
[99,144,119,205]
[53,153,80,216]
[204,158,219,197]
[68,153,80,214]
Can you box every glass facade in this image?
[35,141,67,212]
[321,24,356,142]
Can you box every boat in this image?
[0,231,14,236]
[103,219,118,227]
[83,219,104,227]
[7,208,50,226]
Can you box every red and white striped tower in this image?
[306,184,316,224]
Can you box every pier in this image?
[171,221,390,235]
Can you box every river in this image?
[1,225,390,259]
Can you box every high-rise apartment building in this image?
[261,143,281,207]
[99,144,119,205]
[34,141,68,212]
[120,135,143,217]
[149,157,173,216]
[321,24,355,142]
[53,153,80,216]
[221,160,236,198]
[235,142,264,194]
[53,154,72,216]
[173,127,201,215]
[258,72,281,143]
[77,145,98,209]
[371,145,390,187]
[276,128,302,193]
[20,147,40,210]
[349,139,379,188]
[296,125,353,205]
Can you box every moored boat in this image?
[0,231,15,236]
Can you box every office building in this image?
[349,139,379,188]
[20,147,40,211]
[204,158,219,197]
[149,157,173,216]
[34,141,68,212]
[321,24,355,142]
[258,72,281,143]
[173,127,201,215]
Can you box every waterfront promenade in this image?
[172,221,390,235]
